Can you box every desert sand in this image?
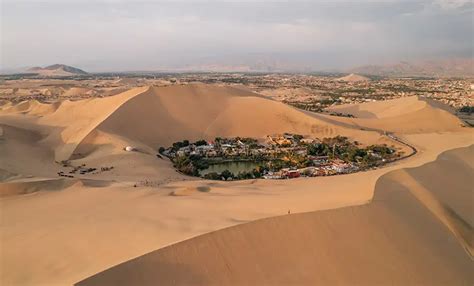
[0,84,473,285]
[336,73,370,82]
[327,96,426,119]
[77,146,474,286]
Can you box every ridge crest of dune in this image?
[76,146,474,286]
[94,84,370,150]
[327,96,428,119]
[1,99,63,116]
[38,86,151,161]
[324,96,463,133]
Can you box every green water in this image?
[199,161,262,176]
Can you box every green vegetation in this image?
[171,140,190,152]
[459,106,474,114]
[172,154,209,176]
[163,134,399,180]
[194,140,208,146]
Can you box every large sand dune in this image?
[336,73,370,82]
[322,96,464,133]
[1,84,473,285]
[327,96,427,119]
[96,84,370,149]
[1,84,381,163]
[77,146,474,286]
[0,83,389,179]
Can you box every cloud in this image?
[1,0,472,71]
[435,0,472,9]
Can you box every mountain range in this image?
[349,59,473,78]
[27,64,88,76]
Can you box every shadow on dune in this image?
[76,146,474,286]
[77,261,206,286]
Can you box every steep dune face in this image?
[322,96,464,133]
[0,124,57,179]
[388,145,474,256]
[0,84,390,181]
[0,100,60,116]
[96,85,223,148]
[37,87,149,160]
[77,146,474,286]
[361,104,463,133]
[1,82,472,286]
[97,84,364,149]
[2,84,373,162]
[336,73,370,82]
[1,84,386,182]
[328,96,427,119]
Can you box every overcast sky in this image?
[1,0,472,72]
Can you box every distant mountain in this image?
[336,73,370,82]
[350,59,474,78]
[27,64,88,76]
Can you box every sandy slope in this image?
[96,84,376,149]
[76,145,474,286]
[320,96,464,133]
[38,86,149,161]
[0,124,57,179]
[1,84,381,161]
[1,132,471,285]
[0,85,473,285]
[61,87,94,97]
[0,99,60,116]
[0,84,389,181]
[336,73,370,82]
[327,96,427,119]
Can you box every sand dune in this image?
[0,99,60,116]
[37,87,149,160]
[2,132,472,285]
[327,96,427,119]
[2,84,383,163]
[336,73,370,82]
[0,84,392,183]
[1,84,473,285]
[77,145,474,286]
[62,87,95,97]
[0,178,81,197]
[0,124,57,179]
[320,96,464,133]
[391,145,474,256]
[96,84,371,149]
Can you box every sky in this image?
[1,0,472,72]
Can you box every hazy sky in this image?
[1,0,472,72]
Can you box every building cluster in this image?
[1,73,471,109]
[162,133,391,181]
[164,134,313,159]
[172,73,472,109]
[264,158,359,180]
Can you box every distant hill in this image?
[27,64,88,76]
[336,73,370,82]
[350,59,474,78]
